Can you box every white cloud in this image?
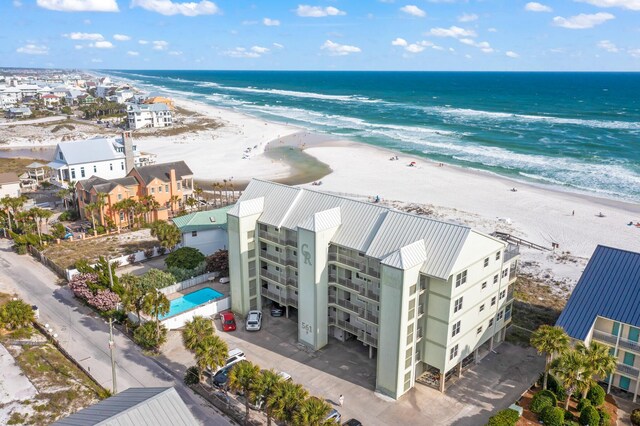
[321,40,361,56]
[296,5,346,17]
[139,40,149,45]
[487,27,498,32]
[597,40,619,52]
[91,58,102,63]
[406,44,425,53]
[13,0,22,7]
[263,17,280,26]
[16,44,49,55]
[152,40,169,50]
[392,39,441,53]
[391,37,408,46]
[552,13,614,29]
[74,44,83,49]
[429,26,476,38]
[169,50,183,55]
[127,51,140,56]
[629,48,640,58]
[37,0,118,12]
[223,47,264,58]
[89,41,114,49]
[459,38,493,53]
[458,13,478,22]
[400,5,426,17]
[576,0,640,11]
[64,32,104,41]
[131,0,220,16]
[506,51,519,58]
[525,2,552,12]
[251,46,270,54]
[113,34,131,41]
[273,43,284,49]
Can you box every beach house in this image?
[172,206,232,255]
[227,179,519,399]
[0,87,21,108]
[556,245,640,402]
[5,107,32,119]
[0,173,21,198]
[48,132,155,183]
[126,103,173,130]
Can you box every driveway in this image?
[0,240,233,426]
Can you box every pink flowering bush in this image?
[69,272,120,311]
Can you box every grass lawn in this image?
[0,326,106,425]
[0,157,47,175]
[43,229,158,269]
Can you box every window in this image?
[121,162,125,170]
[80,167,85,178]
[158,186,162,192]
[119,212,124,221]
[177,182,181,190]
[71,169,76,179]
[491,296,496,306]
[118,194,123,200]
[165,184,169,192]
[410,284,417,295]
[450,344,458,360]
[496,251,501,260]
[484,258,489,267]
[493,274,498,284]
[408,299,416,320]
[481,281,487,290]
[93,165,97,173]
[455,270,467,288]
[477,326,483,335]
[59,151,64,160]
[452,321,461,337]
[151,188,155,194]
[479,304,485,312]
[192,231,198,237]
[110,163,113,171]
[454,297,463,313]
[500,290,506,299]
[497,311,504,321]
[502,269,508,278]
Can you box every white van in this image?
[208,348,245,375]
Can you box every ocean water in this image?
[106,70,640,202]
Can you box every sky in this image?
[1,0,640,71]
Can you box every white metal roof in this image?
[52,137,136,166]
[381,239,427,270]
[298,207,342,232]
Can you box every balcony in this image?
[617,363,640,377]
[261,287,287,305]
[329,317,361,336]
[328,273,362,293]
[504,244,520,262]
[363,333,378,347]
[260,250,286,265]
[592,330,640,353]
[285,257,297,268]
[260,269,287,286]
[259,230,286,246]
[358,308,379,324]
[328,253,366,272]
[286,277,298,288]
[360,289,380,302]
[328,295,361,314]
[286,297,298,308]
[507,286,514,301]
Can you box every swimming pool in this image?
[160,287,224,320]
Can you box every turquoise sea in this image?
[106,71,640,202]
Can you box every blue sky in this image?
[2,0,640,71]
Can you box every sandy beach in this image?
[3,96,639,292]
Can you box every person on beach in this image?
[339,394,344,407]
[572,210,575,216]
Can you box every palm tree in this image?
[27,207,53,246]
[530,325,571,390]
[211,183,220,208]
[576,341,617,399]
[1,195,27,232]
[182,315,215,351]
[169,195,180,215]
[254,370,283,426]
[194,335,228,381]
[95,192,107,225]
[228,181,234,204]
[116,198,138,229]
[85,202,98,230]
[553,350,588,410]
[193,185,204,203]
[111,199,126,229]
[142,290,170,336]
[267,381,309,425]
[293,396,333,426]
[150,221,181,250]
[143,196,161,223]
[228,360,261,425]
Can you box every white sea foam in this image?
[216,85,382,103]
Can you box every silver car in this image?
[245,310,262,331]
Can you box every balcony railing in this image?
[617,363,640,377]
[592,330,640,353]
[358,308,379,324]
[261,287,287,305]
[507,287,514,301]
[259,230,286,245]
[504,244,520,262]
[285,258,297,268]
[329,317,361,335]
[361,289,380,302]
[286,277,298,288]
[328,295,361,314]
[286,297,298,308]
[363,333,378,347]
[260,269,287,286]
[328,253,366,271]
[328,274,362,293]
[260,250,286,265]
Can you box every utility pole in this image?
[107,257,118,394]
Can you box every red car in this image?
[221,311,236,332]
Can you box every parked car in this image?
[326,409,341,423]
[220,311,236,332]
[31,305,39,319]
[208,348,245,375]
[270,303,284,317]
[343,419,362,426]
[245,310,262,331]
[250,370,292,411]
[277,371,292,381]
[213,365,234,388]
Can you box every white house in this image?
[0,173,21,199]
[0,87,21,108]
[41,94,61,108]
[127,103,173,130]
[172,206,232,256]
[47,132,154,183]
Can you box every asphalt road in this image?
[0,240,233,426]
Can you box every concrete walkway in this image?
[0,240,233,426]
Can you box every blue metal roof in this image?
[556,245,640,340]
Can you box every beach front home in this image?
[76,93,96,105]
[127,160,194,212]
[0,87,21,108]
[0,172,21,198]
[172,206,232,255]
[227,179,519,399]
[5,107,32,118]
[127,103,173,130]
[556,245,640,402]
[48,132,155,183]
[41,94,60,108]
[76,175,140,228]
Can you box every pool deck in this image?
[165,279,231,302]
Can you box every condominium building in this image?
[557,245,640,402]
[228,180,519,399]
[127,103,173,130]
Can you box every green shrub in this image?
[577,398,592,412]
[580,405,600,426]
[133,321,167,350]
[597,408,611,426]
[58,210,79,221]
[487,408,519,426]
[541,406,565,426]
[51,223,66,239]
[0,299,35,330]
[184,366,200,386]
[95,225,106,235]
[543,374,567,401]
[564,410,575,421]
[563,421,579,426]
[165,247,205,270]
[530,393,554,415]
[631,409,640,426]
[587,385,606,407]
[539,389,558,407]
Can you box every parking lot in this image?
[198,308,544,426]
